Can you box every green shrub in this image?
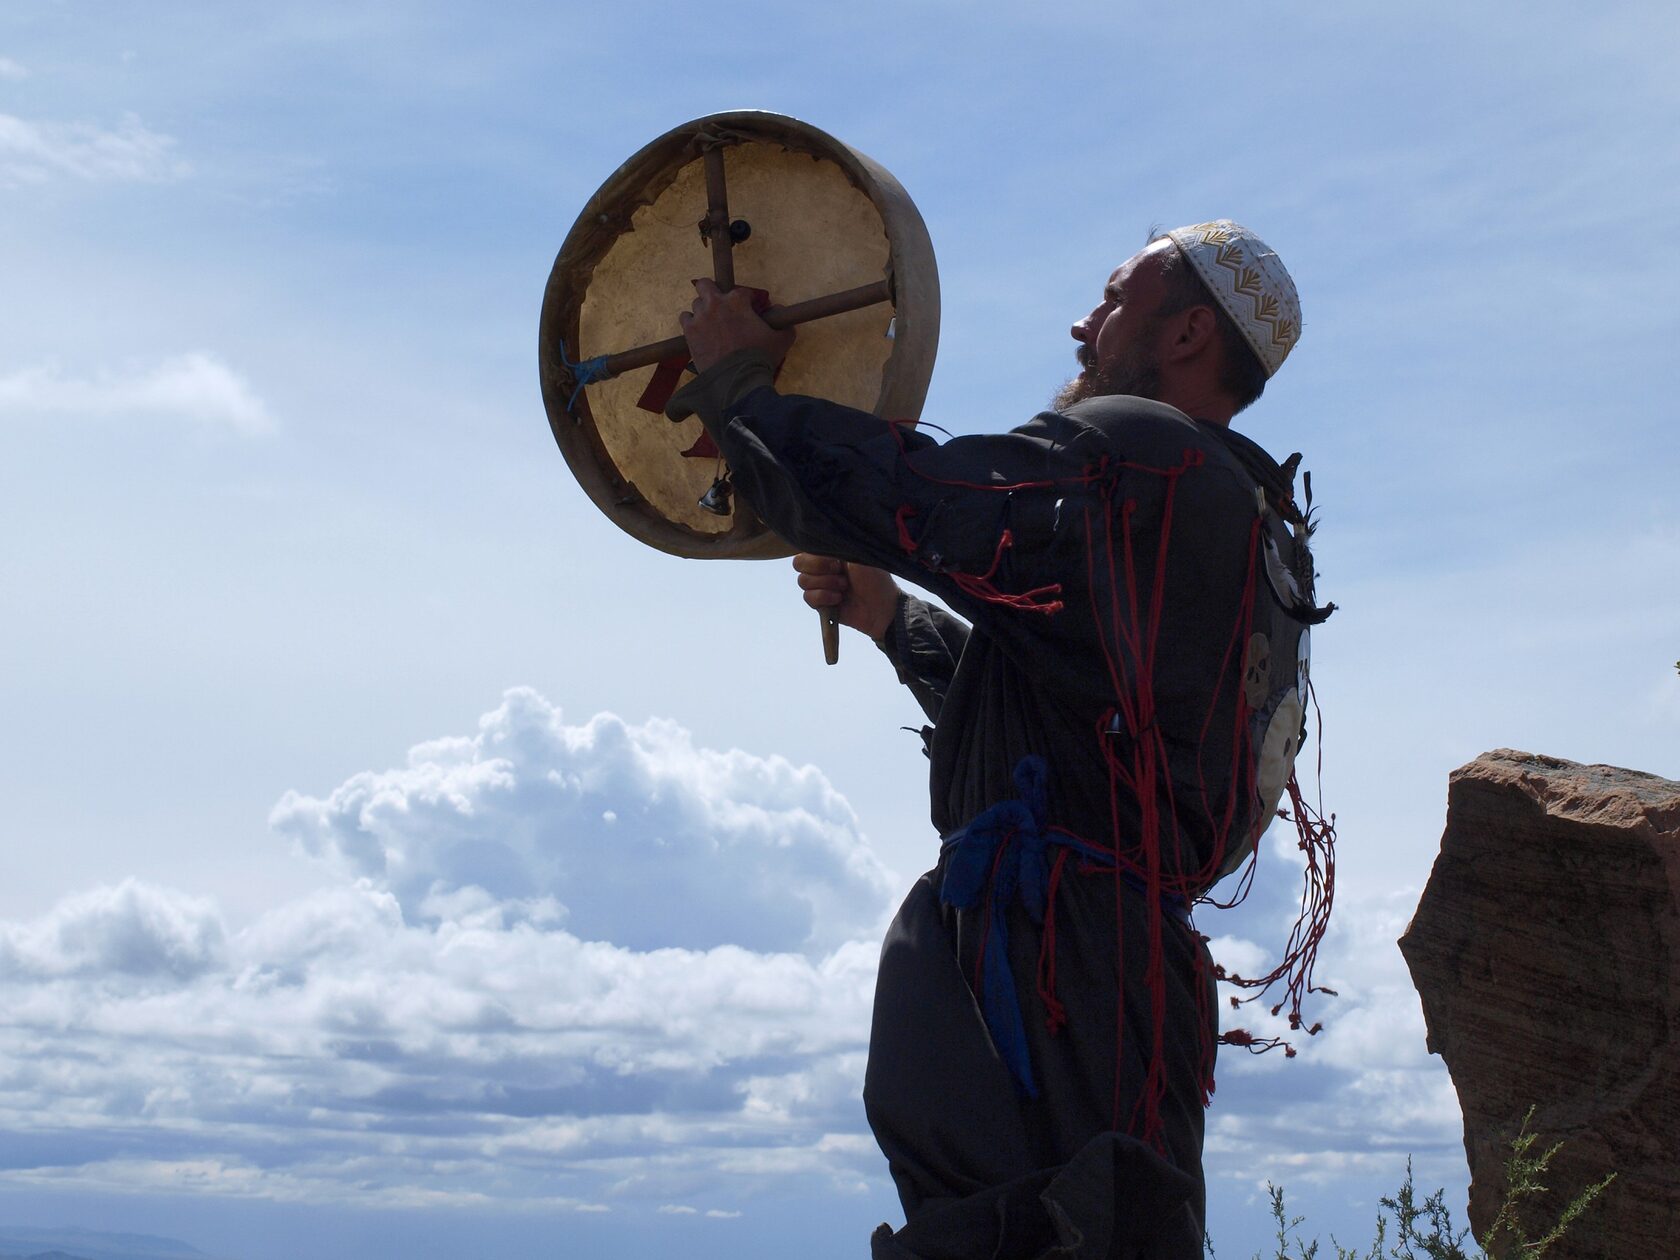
[1211,1109,1614,1260]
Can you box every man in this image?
[670,222,1315,1259]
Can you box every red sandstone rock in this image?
[1398,749,1680,1258]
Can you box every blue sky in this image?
[2,2,1677,1256]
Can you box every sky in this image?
[2,2,1678,1257]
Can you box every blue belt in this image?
[939,756,1190,1099]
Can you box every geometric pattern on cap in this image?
[1164,219,1301,378]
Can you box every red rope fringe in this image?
[883,418,1335,1148]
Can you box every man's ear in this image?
[1166,305,1219,362]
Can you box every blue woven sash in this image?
[939,756,1192,1099]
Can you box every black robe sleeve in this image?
[669,350,1110,695]
[875,593,970,724]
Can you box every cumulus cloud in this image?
[0,878,224,982]
[0,110,187,184]
[0,689,1473,1226]
[0,693,895,1216]
[271,689,894,956]
[0,354,273,434]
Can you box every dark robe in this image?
[670,353,1299,1259]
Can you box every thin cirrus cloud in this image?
[0,353,273,434]
[0,110,187,184]
[0,691,894,1214]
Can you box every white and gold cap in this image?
[1164,220,1300,377]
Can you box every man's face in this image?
[1053,241,1176,410]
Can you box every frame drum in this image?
[539,111,939,559]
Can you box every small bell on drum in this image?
[698,474,733,516]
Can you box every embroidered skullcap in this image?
[1164,220,1300,377]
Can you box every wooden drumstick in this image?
[820,610,839,665]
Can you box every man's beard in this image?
[1051,333,1163,411]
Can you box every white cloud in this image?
[0,878,224,982]
[270,688,895,956]
[0,353,274,434]
[0,882,885,1205]
[0,690,1485,1226]
[0,110,187,184]
[1206,934,1270,983]
[0,693,895,1216]
[0,56,26,80]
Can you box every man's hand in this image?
[679,278,796,374]
[794,554,899,642]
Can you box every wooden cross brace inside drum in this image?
[576,274,892,381]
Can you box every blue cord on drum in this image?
[556,339,613,415]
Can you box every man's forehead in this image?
[1106,239,1176,294]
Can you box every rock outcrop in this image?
[1399,749,1680,1258]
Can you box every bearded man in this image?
[670,222,1316,1260]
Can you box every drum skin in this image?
[539,111,940,560]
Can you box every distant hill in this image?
[0,1227,224,1260]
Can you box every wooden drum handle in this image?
[820,611,840,665]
